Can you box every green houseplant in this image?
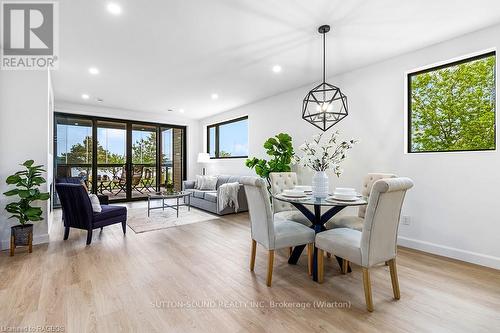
[3,160,50,256]
[245,133,294,187]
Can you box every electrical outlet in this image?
[401,216,411,226]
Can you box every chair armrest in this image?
[183,180,196,190]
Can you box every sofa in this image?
[182,175,248,215]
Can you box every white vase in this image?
[312,171,329,199]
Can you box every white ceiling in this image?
[53,0,500,119]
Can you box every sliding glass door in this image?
[131,124,157,198]
[96,121,127,201]
[159,127,185,192]
[54,113,186,203]
[54,116,93,205]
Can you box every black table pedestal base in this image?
[286,202,352,281]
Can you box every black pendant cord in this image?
[322,31,326,84]
[322,31,326,105]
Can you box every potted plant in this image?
[295,131,357,199]
[245,133,294,188]
[3,160,50,256]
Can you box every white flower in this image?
[294,131,357,174]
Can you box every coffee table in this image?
[147,191,192,218]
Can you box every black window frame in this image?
[54,112,187,203]
[407,51,496,154]
[207,116,248,159]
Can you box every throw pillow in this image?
[195,175,204,189]
[88,194,102,213]
[200,175,218,191]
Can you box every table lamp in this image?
[197,152,211,175]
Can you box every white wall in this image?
[199,24,500,269]
[54,101,202,180]
[0,70,52,249]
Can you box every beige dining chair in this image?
[315,177,414,311]
[269,172,312,227]
[241,176,315,286]
[325,173,397,231]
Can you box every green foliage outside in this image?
[57,133,172,186]
[410,55,495,152]
[3,160,50,225]
[245,133,294,185]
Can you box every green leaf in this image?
[18,190,32,199]
[6,175,22,184]
[3,189,19,196]
[22,160,34,167]
[37,192,50,201]
[31,176,46,185]
[25,207,42,217]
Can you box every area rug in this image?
[126,204,220,234]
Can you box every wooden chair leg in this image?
[326,252,331,258]
[266,250,274,287]
[250,240,257,272]
[388,259,401,300]
[317,249,324,283]
[342,259,349,274]
[10,235,15,256]
[362,268,374,312]
[307,243,314,276]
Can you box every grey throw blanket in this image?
[218,182,240,212]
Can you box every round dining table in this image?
[273,194,367,282]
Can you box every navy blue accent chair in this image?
[55,183,127,245]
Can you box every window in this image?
[207,116,248,158]
[408,51,496,153]
[54,113,186,203]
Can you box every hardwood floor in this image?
[0,202,499,333]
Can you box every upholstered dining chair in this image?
[55,183,127,245]
[325,173,397,231]
[315,177,414,311]
[241,176,315,287]
[269,172,312,226]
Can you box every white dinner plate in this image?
[327,196,359,202]
[282,193,308,198]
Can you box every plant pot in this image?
[10,224,33,256]
[312,171,329,199]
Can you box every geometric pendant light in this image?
[302,25,348,131]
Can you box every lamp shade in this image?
[197,152,211,163]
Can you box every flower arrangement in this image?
[294,131,357,176]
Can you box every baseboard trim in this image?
[398,236,500,270]
[0,233,49,251]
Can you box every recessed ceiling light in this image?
[272,65,282,73]
[89,67,99,75]
[81,94,90,100]
[96,98,104,103]
[179,108,185,113]
[211,93,219,100]
[107,2,122,15]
